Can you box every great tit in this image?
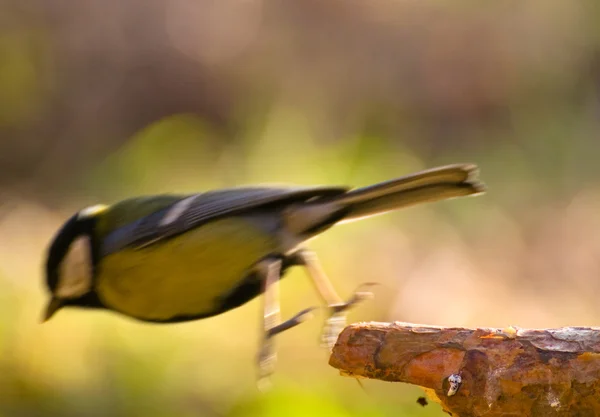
[43,164,485,383]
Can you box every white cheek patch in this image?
[56,235,93,299]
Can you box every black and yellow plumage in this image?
[43,164,485,383]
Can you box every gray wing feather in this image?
[101,186,347,257]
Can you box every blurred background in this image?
[1,0,599,415]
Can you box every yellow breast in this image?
[95,217,277,321]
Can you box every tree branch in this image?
[329,321,600,416]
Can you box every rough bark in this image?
[329,321,600,417]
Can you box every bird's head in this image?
[43,205,107,322]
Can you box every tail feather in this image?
[284,164,485,235]
[338,164,484,221]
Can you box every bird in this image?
[42,163,485,384]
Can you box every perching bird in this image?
[43,164,485,383]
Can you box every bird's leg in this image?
[256,258,314,389]
[292,250,376,351]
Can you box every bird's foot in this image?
[257,307,315,390]
[320,283,377,351]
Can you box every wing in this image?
[100,186,347,257]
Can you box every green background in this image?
[0,1,599,416]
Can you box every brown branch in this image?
[329,321,600,417]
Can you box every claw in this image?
[257,307,316,387]
[257,336,276,389]
[330,282,378,314]
[321,311,347,350]
[321,282,378,351]
[267,307,316,337]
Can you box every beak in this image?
[42,297,64,322]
